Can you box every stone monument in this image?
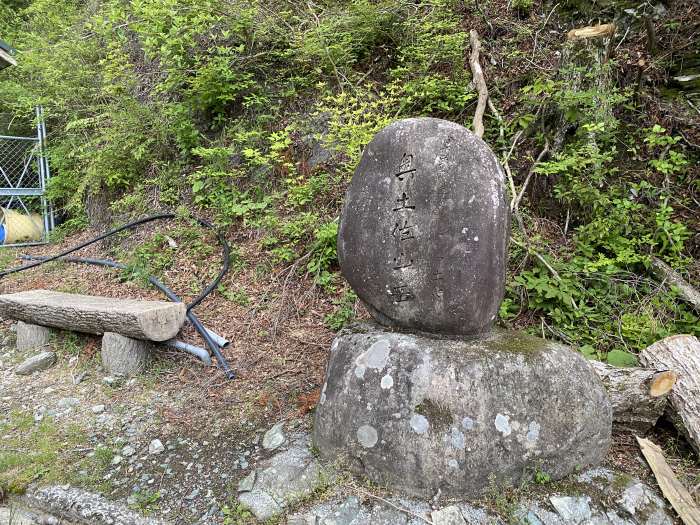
[313,117,612,497]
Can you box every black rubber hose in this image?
[1,214,175,278]
[0,213,230,315]
[20,254,236,379]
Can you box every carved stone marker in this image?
[315,117,613,497]
[338,117,508,336]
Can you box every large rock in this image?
[337,118,508,336]
[25,485,167,525]
[237,442,330,521]
[16,321,52,351]
[313,323,612,498]
[0,289,186,341]
[101,332,151,376]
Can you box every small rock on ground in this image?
[262,422,286,450]
[432,505,467,525]
[238,440,329,521]
[617,482,673,525]
[549,496,592,523]
[148,438,165,455]
[14,351,56,375]
[237,471,256,493]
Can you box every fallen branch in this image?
[637,437,700,525]
[469,30,488,138]
[510,237,560,281]
[487,98,504,142]
[650,257,700,314]
[473,0,494,37]
[588,360,676,432]
[531,3,559,61]
[501,129,524,204]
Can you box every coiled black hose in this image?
[3,214,235,379]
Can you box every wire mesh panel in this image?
[0,107,53,247]
[0,136,41,190]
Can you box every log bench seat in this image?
[0,289,187,376]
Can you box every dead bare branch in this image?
[469,30,488,138]
[511,141,550,212]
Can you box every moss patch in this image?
[415,399,452,431]
[611,472,633,492]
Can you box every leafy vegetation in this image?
[0,0,697,359]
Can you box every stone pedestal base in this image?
[313,323,612,498]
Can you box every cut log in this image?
[566,23,617,41]
[650,257,700,314]
[640,335,700,455]
[589,360,677,432]
[16,321,53,352]
[0,289,185,341]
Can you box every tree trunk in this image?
[640,335,700,455]
[589,360,676,432]
[532,23,617,202]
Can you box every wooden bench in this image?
[0,289,186,375]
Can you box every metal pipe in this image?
[0,135,39,141]
[165,340,211,365]
[36,106,51,240]
[203,327,229,348]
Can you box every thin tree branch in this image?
[469,30,489,138]
[511,141,550,212]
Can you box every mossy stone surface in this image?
[314,323,612,498]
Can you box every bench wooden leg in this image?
[101,332,151,376]
[16,321,52,352]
